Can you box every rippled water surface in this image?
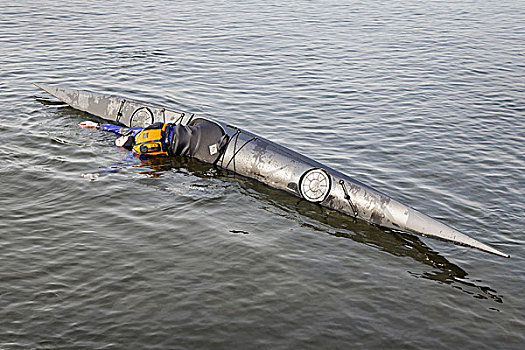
[1,0,524,349]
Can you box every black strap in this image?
[339,179,358,217]
[116,99,126,123]
[174,113,185,125]
[212,134,231,167]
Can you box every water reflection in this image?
[130,156,504,304]
[245,178,505,305]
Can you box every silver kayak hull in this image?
[35,83,509,258]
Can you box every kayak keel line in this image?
[35,83,509,258]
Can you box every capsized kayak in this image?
[35,83,509,258]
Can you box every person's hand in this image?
[115,135,130,148]
[79,121,99,129]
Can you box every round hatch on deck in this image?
[299,168,331,203]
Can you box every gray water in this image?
[1,0,524,349]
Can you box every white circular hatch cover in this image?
[130,107,154,127]
[300,168,331,202]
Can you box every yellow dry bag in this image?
[132,124,170,156]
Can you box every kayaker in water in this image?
[79,119,228,164]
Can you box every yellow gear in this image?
[132,124,170,156]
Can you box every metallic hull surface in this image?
[35,83,508,257]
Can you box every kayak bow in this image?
[35,83,509,258]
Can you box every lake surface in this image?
[1,0,524,349]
